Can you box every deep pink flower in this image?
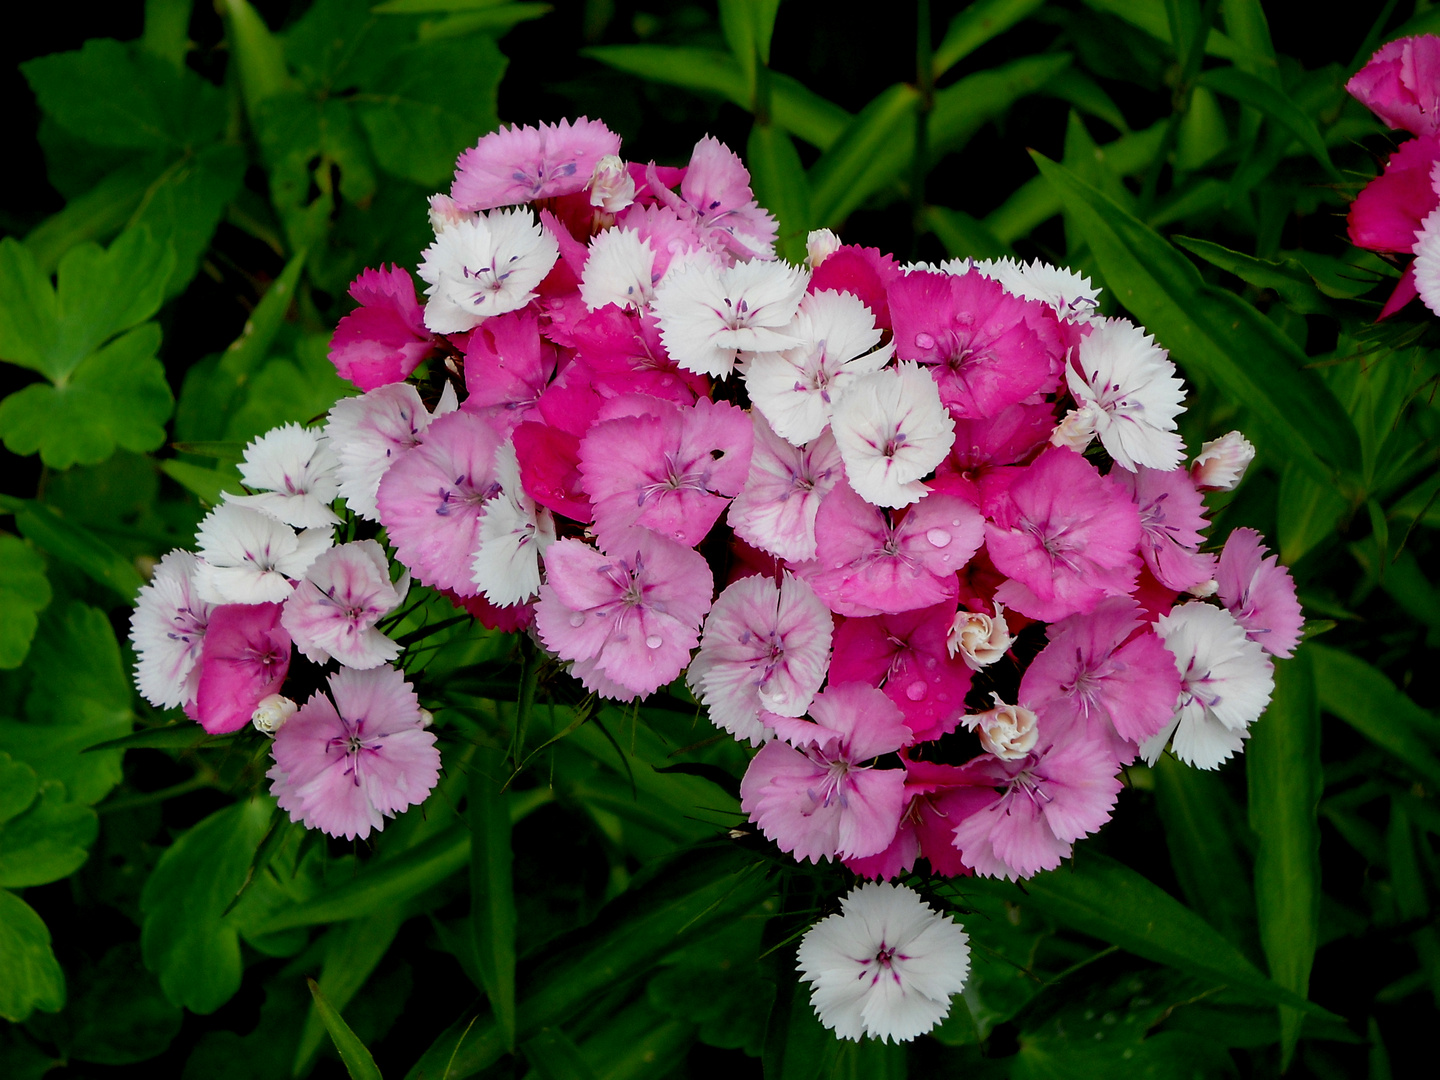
[568,306,708,403]
[1347,36,1440,135]
[830,604,974,742]
[933,401,1056,504]
[461,309,558,433]
[1112,465,1216,593]
[328,265,436,391]
[739,683,910,863]
[1215,528,1303,658]
[445,589,534,634]
[983,447,1142,622]
[651,136,778,260]
[533,529,714,699]
[801,481,983,616]
[1348,134,1440,253]
[268,666,440,841]
[191,603,291,734]
[809,245,902,329]
[451,117,622,210]
[512,420,591,521]
[845,760,996,879]
[888,269,1061,420]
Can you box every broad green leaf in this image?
[143,0,194,69]
[1379,549,1440,636]
[1284,249,1392,300]
[930,54,1072,157]
[0,755,39,826]
[133,143,248,298]
[965,850,1338,1018]
[1276,462,1349,566]
[1174,236,1328,314]
[719,0,781,97]
[0,536,51,669]
[647,921,772,1056]
[140,798,274,1013]
[218,0,295,119]
[0,782,98,888]
[11,500,146,600]
[746,122,811,263]
[933,0,1047,75]
[0,323,174,469]
[0,890,65,1022]
[1042,68,1130,133]
[1248,648,1322,1066]
[1030,152,1359,481]
[222,338,354,442]
[570,999,695,1080]
[412,4,553,40]
[470,745,518,1051]
[1310,644,1440,787]
[763,953,840,1080]
[1174,86,1228,172]
[294,909,406,1076]
[257,94,376,253]
[307,979,384,1080]
[924,205,1013,260]
[522,1027,600,1080]
[1198,66,1336,176]
[23,161,157,275]
[159,459,245,507]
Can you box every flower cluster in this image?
[130,114,1303,1041]
[1346,34,1440,316]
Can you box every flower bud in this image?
[1190,431,1255,491]
[806,229,842,268]
[1188,578,1219,598]
[252,694,297,736]
[1049,403,1100,453]
[947,603,1011,670]
[418,707,435,729]
[427,193,475,236]
[963,695,1039,761]
[588,154,635,214]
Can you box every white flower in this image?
[224,423,341,528]
[1140,602,1274,770]
[1066,317,1185,472]
[1190,430,1256,491]
[471,442,556,606]
[806,228,842,267]
[947,603,1011,670]
[1416,203,1440,316]
[978,257,1100,322]
[193,504,333,605]
[579,227,657,311]
[961,694,1038,761]
[745,289,892,445]
[130,549,214,709]
[588,154,635,214]
[251,694,297,735]
[829,362,955,508]
[797,882,971,1044]
[652,259,808,379]
[325,382,456,521]
[417,209,559,333]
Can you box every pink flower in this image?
[1112,466,1216,593]
[809,245,902,329]
[950,726,1123,880]
[830,604,974,743]
[191,603,291,734]
[846,760,996,880]
[328,265,436,391]
[739,683,910,863]
[1348,134,1440,253]
[651,136,779,261]
[325,381,458,522]
[888,268,1061,420]
[376,410,506,596]
[802,481,984,616]
[568,306,708,403]
[983,447,1142,622]
[1018,596,1182,754]
[1347,36,1440,135]
[533,528,714,699]
[451,117,622,210]
[130,549,213,711]
[727,414,843,562]
[578,396,753,547]
[512,420,590,521]
[281,541,404,669]
[268,666,440,841]
[1215,528,1303,658]
[461,309,558,433]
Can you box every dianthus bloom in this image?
[226,423,340,528]
[191,603,291,734]
[281,541,404,669]
[328,264,436,391]
[1347,35,1440,136]
[1214,529,1303,658]
[451,117,622,210]
[829,362,956,508]
[130,550,213,710]
[796,881,971,1043]
[417,209,560,333]
[268,665,440,841]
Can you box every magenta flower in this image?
[1347,35,1440,135]
[376,410,506,596]
[845,760,997,880]
[739,683,910,863]
[533,528,714,699]
[983,447,1142,622]
[651,136,779,261]
[1348,134,1440,253]
[1215,528,1303,658]
[727,414,843,562]
[268,666,440,841]
[1112,465,1216,593]
[888,268,1060,420]
[578,396,753,547]
[461,309,558,433]
[328,264,436,391]
[512,420,591,522]
[451,117,622,210]
[802,481,983,616]
[1018,596,1181,753]
[568,306,708,403]
[808,244,902,329]
[830,604,974,743]
[191,603,291,734]
[281,541,404,669]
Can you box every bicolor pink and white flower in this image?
[1215,528,1303,658]
[130,549,214,710]
[281,541,405,669]
[191,602,291,734]
[325,381,458,521]
[451,117,622,210]
[726,415,843,562]
[472,442,557,606]
[1191,430,1255,491]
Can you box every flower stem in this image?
[508,636,540,771]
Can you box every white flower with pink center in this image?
[281,541,405,669]
[829,362,955,508]
[225,423,340,529]
[193,504,333,605]
[325,381,458,522]
[472,442,556,607]
[417,209,559,333]
[1063,317,1185,472]
[652,259,807,379]
[130,549,214,709]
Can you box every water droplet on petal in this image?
[925,657,938,669]
[914,332,935,349]
[645,634,663,649]
[926,528,951,548]
[569,612,586,627]
[951,519,961,526]
[905,679,928,701]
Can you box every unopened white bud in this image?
[588,155,635,214]
[1050,404,1100,453]
[252,694,297,735]
[1190,431,1255,491]
[427,193,476,236]
[806,229,842,268]
[1188,578,1219,598]
[418,708,435,729]
[962,694,1038,761]
[947,603,1011,670]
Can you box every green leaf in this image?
[0,536,51,670]
[10,500,146,600]
[930,53,1073,157]
[132,143,249,298]
[374,0,522,9]
[965,850,1339,1019]
[0,755,39,827]
[923,205,1013,260]
[719,0,781,98]
[521,1027,600,1080]
[1197,66,1337,176]
[746,122,811,263]
[218,249,308,383]
[412,4,553,39]
[1247,647,1322,1066]
[933,0,1048,76]
[1174,236,1328,314]
[143,0,194,70]
[0,781,98,888]
[1275,462,1349,566]
[23,161,158,275]
[470,745,518,1052]
[762,952,839,1080]
[0,323,174,469]
[307,978,384,1080]
[294,909,406,1076]
[1079,0,1260,63]
[140,799,275,1014]
[221,336,354,442]
[807,83,920,227]
[159,459,245,506]
[0,890,65,1022]
[1310,644,1440,786]
[1030,152,1359,481]
[218,0,295,120]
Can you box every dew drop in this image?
[914,332,935,349]
[926,528,952,548]
[905,679,928,701]
[569,612,586,627]
[951,519,961,526]
[645,634,663,649]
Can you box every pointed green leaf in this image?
[746,122,811,262]
[0,782,98,888]
[470,746,517,1051]
[521,1027,599,1080]
[158,459,245,507]
[923,205,1013,260]
[1080,0,1260,62]
[294,909,406,1076]
[0,890,65,1022]
[1197,66,1337,176]
[0,536,51,670]
[10,500,145,600]
[934,0,1048,75]
[1310,644,1440,786]
[142,0,194,69]
[214,249,308,385]
[1029,152,1359,481]
[0,755,40,827]
[1174,236,1328,314]
[218,0,295,120]
[307,979,384,1080]
[807,83,920,226]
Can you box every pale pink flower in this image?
[451,117,622,210]
[533,529,714,699]
[1190,430,1255,491]
[325,381,458,522]
[1112,465,1216,593]
[652,135,779,261]
[281,541,404,669]
[190,603,291,735]
[130,549,214,710]
[739,683,910,863]
[417,210,559,333]
[1215,528,1303,658]
[328,264,437,391]
[588,154,635,213]
[806,229,842,267]
[225,423,341,529]
[829,363,955,508]
[726,415,843,563]
[687,573,833,745]
[268,665,440,841]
